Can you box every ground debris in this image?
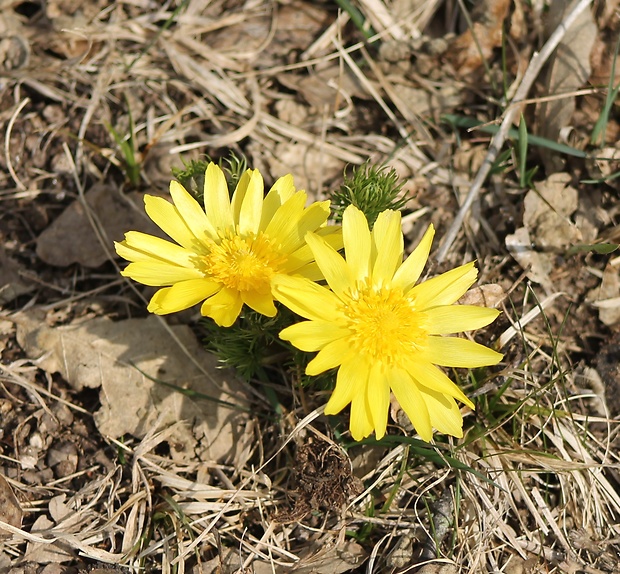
[35,185,165,268]
[0,473,23,537]
[13,310,250,463]
[274,436,363,524]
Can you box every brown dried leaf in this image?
[522,172,580,250]
[253,540,366,574]
[36,184,165,268]
[458,284,506,308]
[0,473,22,537]
[24,516,74,564]
[266,142,344,196]
[535,2,597,172]
[505,226,554,292]
[445,0,511,76]
[585,146,620,191]
[14,311,249,463]
[0,247,34,305]
[277,66,370,111]
[506,174,581,293]
[587,264,620,327]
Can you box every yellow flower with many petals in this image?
[272,205,502,442]
[115,163,343,327]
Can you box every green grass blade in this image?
[443,114,588,158]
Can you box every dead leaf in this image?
[36,184,165,268]
[24,516,73,564]
[445,0,511,76]
[0,12,29,71]
[586,264,620,326]
[585,147,620,190]
[48,495,71,524]
[505,173,589,291]
[505,226,554,293]
[14,311,250,463]
[522,173,580,250]
[0,473,22,537]
[266,142,344,197]
[253,540,366,574]
[204,2,330,64]
[536,1,597,172]
[415,565,458,574]
[581,17,620,144]
[277,65,369,111]
[0,247,34,305]
[458,284,506,308]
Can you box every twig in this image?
[436,0,594,262]
[5,97,30,192]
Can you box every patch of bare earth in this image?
[1,0,620,573]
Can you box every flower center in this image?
[203,232,286,292]
[344,284,428,365]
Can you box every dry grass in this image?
[1,0,619,572]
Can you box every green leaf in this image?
[566,243,619,256]
[517,113,528,187]
[591,34,620,147]
[443,114,588,158]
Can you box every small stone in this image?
[19,452,38,470]
[47,441,79,478]
[51,403,74,427]
[39,412,60,435]
[28,432,44,449]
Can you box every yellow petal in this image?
[121,261,203,286]
[349,386,374,441]
[425,336,503,368]
[259,174,295,232]
[272,275,343,322]
[170,180,216,241]
[418,386,464,437]
[230,169,252,225]
[241,288,276,317]
[325,357,369,414]
[279,201,331,253]
[281,226,344,274]
[280,244,315,274]
[367,362,390,439]
[343,205,371,281]
[305,338,351,375]
[147,279,221,314]
[234,169,263,236]
[410,262,478,310]
[263,192,306,247]
[289,261,323,281]
[392,224,434,291]
[404,359,474,409]
[279,320,350,352]
[144,195,196,250]
[116,232,196,267]
[371,210,403,285]
[204,163,234,232]
[305,232,353,297]
[316,224,345,248]
[200,287,243,327]
[389,367,432,442]
[423,305,500,335]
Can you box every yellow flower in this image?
[115,163,342,327]
[272,205,502,442]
